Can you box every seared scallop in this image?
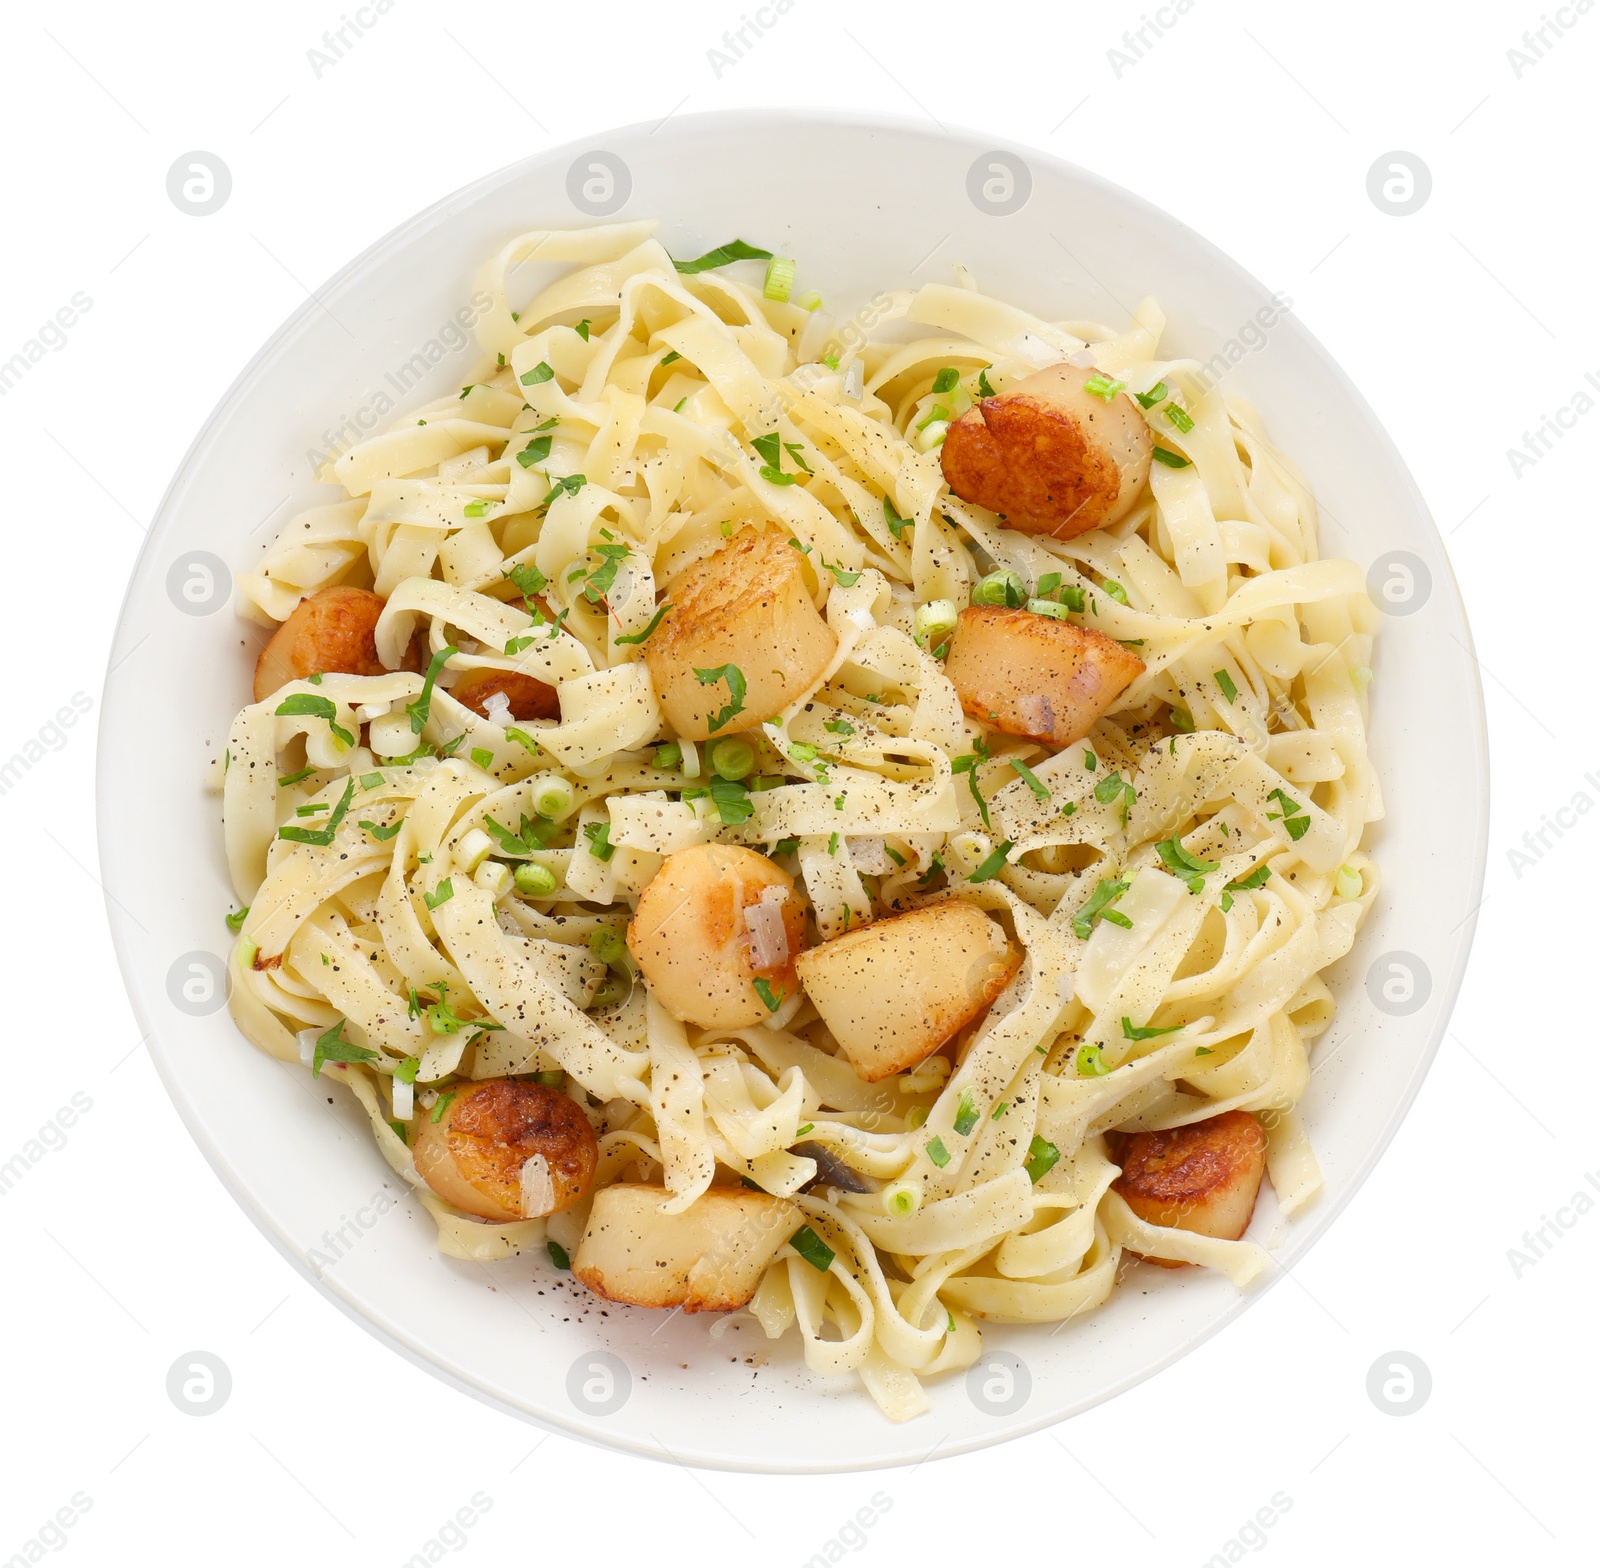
[645,529,837,739]
[945,606,1144,749]
[253,585,396,702]
[629,844,805,1029]
[450,667,560,723]
[940,363,1153,537]
[1111,1110,1267,1266]
[572,1184,799,1311]
[793,901,1020,1081]
[412,1077,598,1223]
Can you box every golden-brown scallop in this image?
[629,844,805,1029]
[253,585,393,703]
[572,1184,799,1311]
[794,901,1020,1082]
[1111,1110,1267,1267]
[412,1077,598,1223]
[945,606,1144,750]
[449,667,561,723]
[940,363,1154,537]
[644,528,837,740]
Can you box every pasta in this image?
[216,220,1382,1421]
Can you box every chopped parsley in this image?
[1155,836,1218,895]
[751,431,798,486]
[483,813,550,857]
[539,473,587,509]
[311,1019,377,1078]
[1023,1135,1061,1182]
[706,776,753,826]
[278,778,356,846]
[615,602,672,645]
[1225,864,1273,892]
[1008,757,1050,800]
[405,646,458,735]
[969,841,1013,883]
[883,496,913,541]
[694,664,747,733]
[754,978,784,1014]
[672,239,773,274]
[1075,1044,1110,1077]
[1093,770,1137,822]
[1122,1016,1183,1041]
[519,361,554,386]
[423,878,454,910]
[502,560,548,608]
[358,817,404,841]
[517,432,554,468]
[1152,446,1191,469]
[1265,788,1311,841]
[1073,877,1131,940]
[274,693,353,749]
[951,751,993,830]
[931,367,960,393]
[277,766,317,787]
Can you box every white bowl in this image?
[98,109,1487,1472]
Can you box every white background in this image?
[2,1,1592,1563]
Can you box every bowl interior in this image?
[98,110,1486,1472]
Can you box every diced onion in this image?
[520,1153,557,1218]
[392,1075,414,1120]
[483,689,513,726]
[843,359,865,401]
[474,859,513,898]
[1010,331,1058,368]
[296,1028,319,1068]
[743,887,791,970]
[458,828,494,871]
